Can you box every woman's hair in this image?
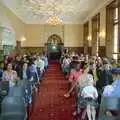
[80,61,85,69]
[72,56,78,61]
[83,63,89,70]
[65,54,69,59]
[28,59,35,66]
[4,62,13,70]
[22,62,28,68]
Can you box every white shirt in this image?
[35,59,45,71]
[81,85,98,99]
[77,74,94,88]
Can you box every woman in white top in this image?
[2,63,17,87]
[62,55,71,75]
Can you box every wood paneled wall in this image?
[83,22,89,54]
[20,47,45,54]
[62,47,84,54]
[15,47,84,55]
[99,46,106,57]
[106,2,114,57]
[92,13,100,56]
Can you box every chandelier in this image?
[47,16,63,26]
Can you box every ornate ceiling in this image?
[0,0,111,24]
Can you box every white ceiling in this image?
[0,0,112,24]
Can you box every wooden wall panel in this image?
[83,22,89,54]
[99,46,106,57]
[19,47,45,54]
[106,3,114,57]
[64,47,84,54]
[92,13,100,56]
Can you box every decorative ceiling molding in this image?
[0,0,111,24]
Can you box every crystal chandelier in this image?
[47,16,63,26]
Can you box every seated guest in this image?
[14,56,22,78]
[103,68,120,97]
[35,56,45,76]
[69,55,79,72]
[102,67,120,116]
[28,60,39,89]
[34,56,42,79]
[89,61,98,84]
[42,54,48,71]
[62,55,71,75]
[20,62,32,104]
[2,63,18,87]
[20,62,29,83]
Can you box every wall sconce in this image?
[99,31,106,39]
[113,53,118,64]
[87,35,92,41]
[21,36,26,42]
[17,36,26,43]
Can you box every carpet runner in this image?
[30,62,75,120]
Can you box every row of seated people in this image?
[60,52,120,120]
[0,52,48,120]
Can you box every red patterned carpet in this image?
[30,62,75,120]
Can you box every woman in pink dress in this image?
[64,61,83,97]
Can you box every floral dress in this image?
[2,70,17,87]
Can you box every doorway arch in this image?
[47,34,63,44]
[46,34,63,60]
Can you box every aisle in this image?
[30,62,75,120]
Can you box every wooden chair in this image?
[1,96,27,120]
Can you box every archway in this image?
[46,34,64,60]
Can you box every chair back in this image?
[98,97,120,120]
[8,85,25,97]
[0,81,9,96]
[1,96,26,120]
[101,97,120,110]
